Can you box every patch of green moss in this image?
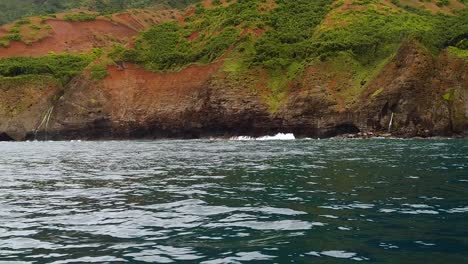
[264,69,289,113]
[15,18,30,25]
[0,74,59,90]
[29,24,41,30]
[371,87,384,97]
[89,64,108,80]
[442,89,455,101]
[223,57,246,73]
[2,33,21,41]
[287,62,305,80]
[323,50,394,106]
[0,39,9,47]
[223,36,256,74]
[447,46,468,59]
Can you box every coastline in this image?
[4,131,465,142]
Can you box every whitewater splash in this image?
[230,133,296,141]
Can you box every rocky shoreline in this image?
[1,42,467,142]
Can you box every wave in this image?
[230,133,296,141]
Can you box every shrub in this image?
[436,0,449,7]
[107,0,467,73]
[29,24,41,30]
[90,64,108,80]
[0,54,95,84]
[0,39,9,47]
[3,33,21,41]
[15,19,30,25]
[8,27,20,33]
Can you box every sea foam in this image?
[230,133,295,141]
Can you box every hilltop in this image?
[0,0,467,140]
[0,0,198,25]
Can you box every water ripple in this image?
[0,139,467,263]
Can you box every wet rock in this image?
[0,132,14,141]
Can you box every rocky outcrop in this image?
[1,42,466,141]
[276,41,467,138]
[0,76,61,141]
[356,42,467,137]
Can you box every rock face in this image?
[355,42,467,137]
[0,76,61,141]
[2,42,467,141]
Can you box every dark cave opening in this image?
[0,132,15,141]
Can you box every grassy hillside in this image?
[1,0,467,111]
[108,0,467,69]
[0,0,198,25]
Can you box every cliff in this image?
[0,0,467,140]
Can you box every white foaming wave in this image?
[444,206,468,213]
[230,133,295,141]
[415,241,436,246]
[307,250,369,261]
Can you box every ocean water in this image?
[0,138,467,263]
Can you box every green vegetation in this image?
[0,40,9,48]
[442,89,455,101]
[15,19,31,25]
[0,31,21,47]
[371,87,384,98]
[313,7,468,62]
[0,74,58,90]
[2,33,21,41]
[111,21,240,70]
[110,1,467,71]
[436,0,450,7]
[89,64,109,80]
[0,0,200,25]
[104,0,466,111]
[29,24,42,30]
[111,0,334,71]
[447,46,468,58]
[253,0,334,68]
[0,19,55,47]
[0,0,466,112]
[0,54,95,85]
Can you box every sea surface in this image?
[0,138,467,263]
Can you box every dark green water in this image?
[0,139,467,263]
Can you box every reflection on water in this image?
[0,139,467,263]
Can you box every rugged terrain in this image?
[0,0,467,140]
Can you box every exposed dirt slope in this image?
[0,19,136,58]
[110,8,181,31]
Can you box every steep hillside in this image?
[0,0,199,25]
[0,0,467,140]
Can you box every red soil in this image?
[113,13,145,31]
[0,28,7,38]
[241,28,266,38]
[102,62,223,121]
[258,0,277,14]
[0,19,136,58]
[112,9,179,31]
[188,31,200,42]
[179,7,195,25]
